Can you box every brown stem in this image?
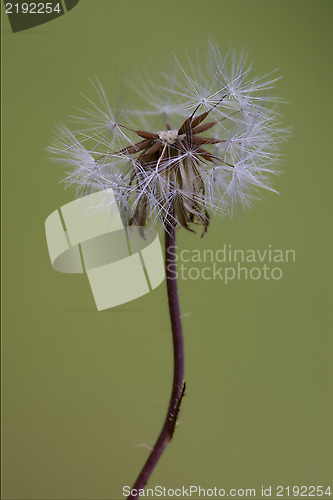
[127,226,185,499]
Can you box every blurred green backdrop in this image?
[2,1,333,499]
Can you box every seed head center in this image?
[158,129,179,145]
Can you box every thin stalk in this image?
[127,226,185,499]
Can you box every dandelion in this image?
[49,44,287,499]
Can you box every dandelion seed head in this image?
[48,45,288,235]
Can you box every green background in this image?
[2,1,333,499]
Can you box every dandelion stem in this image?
[127,226,185,499]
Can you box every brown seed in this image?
[135,130,159,140]
[191,136,225,145]
[191,121,217,134]
[115,139,152,155]
[145,141,162,155]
